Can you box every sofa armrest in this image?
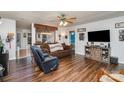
[43,53,49,58]
[64,45,72,50]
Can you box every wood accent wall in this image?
[34,24,58,32]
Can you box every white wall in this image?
[58,16,124,64]
[57,27,73,45]
[0,18,16,60]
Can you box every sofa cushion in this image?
[48,43,64,52]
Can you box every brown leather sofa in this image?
[40,43,72,58]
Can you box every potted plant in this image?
[0,35,4,54]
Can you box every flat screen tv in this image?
[88,30,110,42]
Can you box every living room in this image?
[0,11,124,82]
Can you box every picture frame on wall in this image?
[119,29,124,41]
[79,33,85,41]
[77,28,86,32]
[115,22,124,28]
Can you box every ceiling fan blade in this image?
[66,20,73,24]
[57,16,61,19]
[68,17,76,20]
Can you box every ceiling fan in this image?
[57,14,76,26]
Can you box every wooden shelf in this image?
[85,45,110,63]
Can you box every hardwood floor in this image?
[3,54,124,82]
[16,49,31,59]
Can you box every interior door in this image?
[69,31,75,51]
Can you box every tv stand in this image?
[85,45,110,63]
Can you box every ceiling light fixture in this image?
[63,21,68,26]
[59,21,63,26]
[59,21,68,26]
[58,14,76,27]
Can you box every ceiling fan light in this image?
[59,21,63,26]
[63,21,68,26]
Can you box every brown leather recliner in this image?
[40,43,72,58]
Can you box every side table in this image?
[0,64,5,81]
[0,52,9,76]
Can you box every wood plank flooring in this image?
[3,54,124,82]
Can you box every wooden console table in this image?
[0,52,9,76]
[85,45,110,63]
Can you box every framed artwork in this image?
[79,33,85,41]
[77,28,86,32]
[119,29,124,41]
[115,22,124,28]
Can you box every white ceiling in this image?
[0,11,124,29]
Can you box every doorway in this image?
[69,31,75,52]
[16,29,32,59]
